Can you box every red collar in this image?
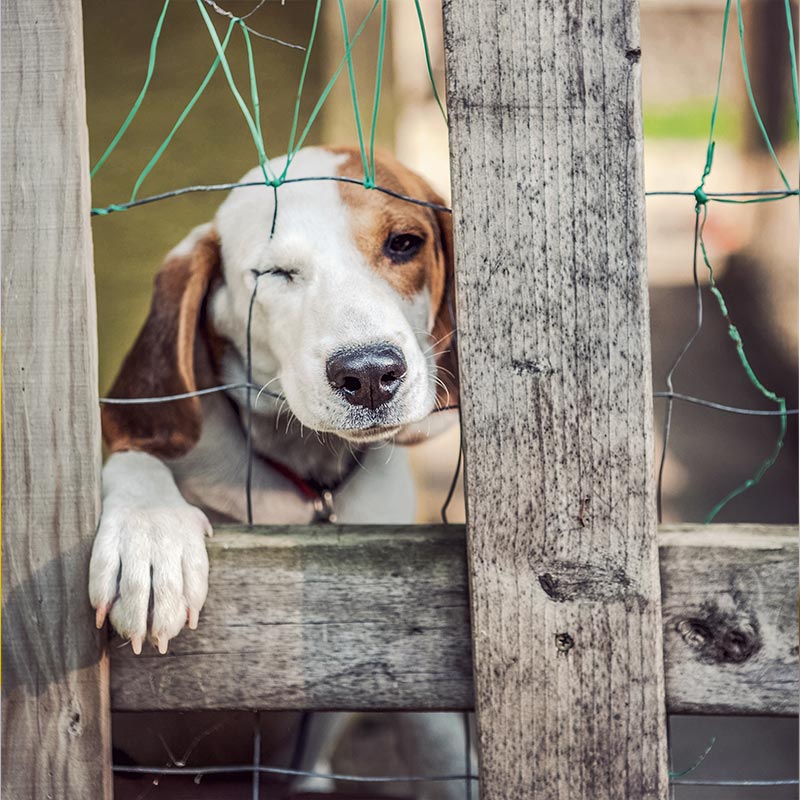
[225,390,353,523]
[261,454,347,523]
[262,454,320,502]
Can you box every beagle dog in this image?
[91,147,468,798]
[90,145,458,652]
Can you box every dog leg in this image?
[395,712,478,800]
[89,450,212,653]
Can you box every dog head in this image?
[103,147,457,456]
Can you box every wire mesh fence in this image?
[92,0,798,525]
[84,0,798,796]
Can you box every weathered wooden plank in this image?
[111,526,473,711]
[1,2,112,798]
[441,0,669,796]
[109,524,798,717]
[660,525,798,715]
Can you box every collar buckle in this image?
[311,489,336,524]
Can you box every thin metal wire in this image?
[441,436,463,525]
[98,382,280,405]
[656,213,704,524]
[695,204,788,523]
[647,188,799,199]
[98,387,797,418]
[668,737,716,780]
[109,758,800,787]
[201,0,306,50]
[92,176,452,216]
[113,764,480,783]
[245,273,262,527]
[671,778,799,786]
[98,388,465,409]
[91,182,800,217]
[654,392,798,417]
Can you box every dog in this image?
[90,146,469,798]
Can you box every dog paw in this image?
[89,500,211,654]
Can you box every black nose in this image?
[326,343,407,410]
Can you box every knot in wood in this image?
[533,560,637,603]
[676,618,712,648]
[676,604,761,665]
[720,628,758,664]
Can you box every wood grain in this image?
[660,525,798,715]
[111,525,473,711]
[109,524,798,717]
[1,1,112,798]
[441,0,668,795]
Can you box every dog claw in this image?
[188,608,199,630]
[157,635,168,655]
[95,605,109,629]
[130,635,143,655]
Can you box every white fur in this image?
[89,451,211,653]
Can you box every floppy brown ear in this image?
[430,202,459,411]
[102,229,222,459]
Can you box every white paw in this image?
[89,452,212,654]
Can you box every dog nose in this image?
[326,343,407,409]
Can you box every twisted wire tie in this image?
[693,186,709,206]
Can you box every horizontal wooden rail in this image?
[110,524,797,715]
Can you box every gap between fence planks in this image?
[1,1,112,798]
[109,524,798,717]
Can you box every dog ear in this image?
[102,227,222,459]
[430,199,459,412]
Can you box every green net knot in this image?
[363,176,376,189]
[693,186,709,207]
[91,204,126,216]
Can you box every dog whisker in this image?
[422,329,457,355]
[433,376,452,407]
[255,376,282,407]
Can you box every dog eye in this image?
[384,233,424,263]
[252,267,297,282]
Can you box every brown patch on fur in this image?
[428,199,458,409]
[102,231,223,459]
[329,146,458,408]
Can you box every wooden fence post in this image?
[442,0,669,797]
[2,1,112,798]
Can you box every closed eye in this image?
[252,267,298,282]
